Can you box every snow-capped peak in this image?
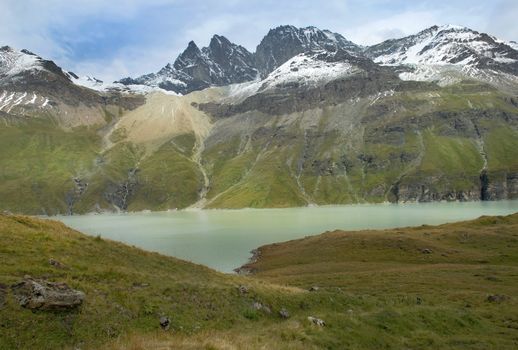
[365,25,518,71]
[228,50,363,100]
[0,46,44,79]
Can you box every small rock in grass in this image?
[485,276,501,282]
[279,308,290,319]
[308,316,325,326]
[420,248,433,254]
[252,301,271,314]
[49,258,66,269]
[159,316,170,330]
[487,294,509,303]
[238,285,249,294]
[309,286,320,292]
[132,282,150,289]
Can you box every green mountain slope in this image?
[1,79,518,214]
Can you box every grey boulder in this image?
[11,276,85,311]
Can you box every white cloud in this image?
[485,0,518,42]
[71,43,189,82]
[341,10,440,45]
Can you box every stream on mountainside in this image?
[56,200,518,273]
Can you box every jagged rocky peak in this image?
[205,34,257,81]
[255,25,361,76]
[119,25,361,93]
[119,35,257,94]
[365,24,518,74]
[174,40,203,69]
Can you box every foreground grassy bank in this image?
[243,213,518,349]
[0,213,517,349]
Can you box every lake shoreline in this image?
[46,198,514,218]
[54,200,518,273]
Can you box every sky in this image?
[1,0,517,82]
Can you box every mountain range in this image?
[1,24,517,214]
[114,24,518,94]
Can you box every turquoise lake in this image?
[57,200,518,273]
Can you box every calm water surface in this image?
[57,201,518,273]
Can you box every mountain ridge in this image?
[5,23,516,96]
[115,24,518,94]
[117,25,363,94]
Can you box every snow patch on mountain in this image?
[399,64,518,92]
[0,46,43,79]
[399,65,466,86]
[71,75,178,95]
[260,52,358,90]
[0,90,51,112]
[227,51,361,101]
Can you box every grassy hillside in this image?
[0,121,101,214]
[242,213,518,349]
[1,213,517,349]
[0,213,313,349]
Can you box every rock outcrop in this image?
[11,277,85,311]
